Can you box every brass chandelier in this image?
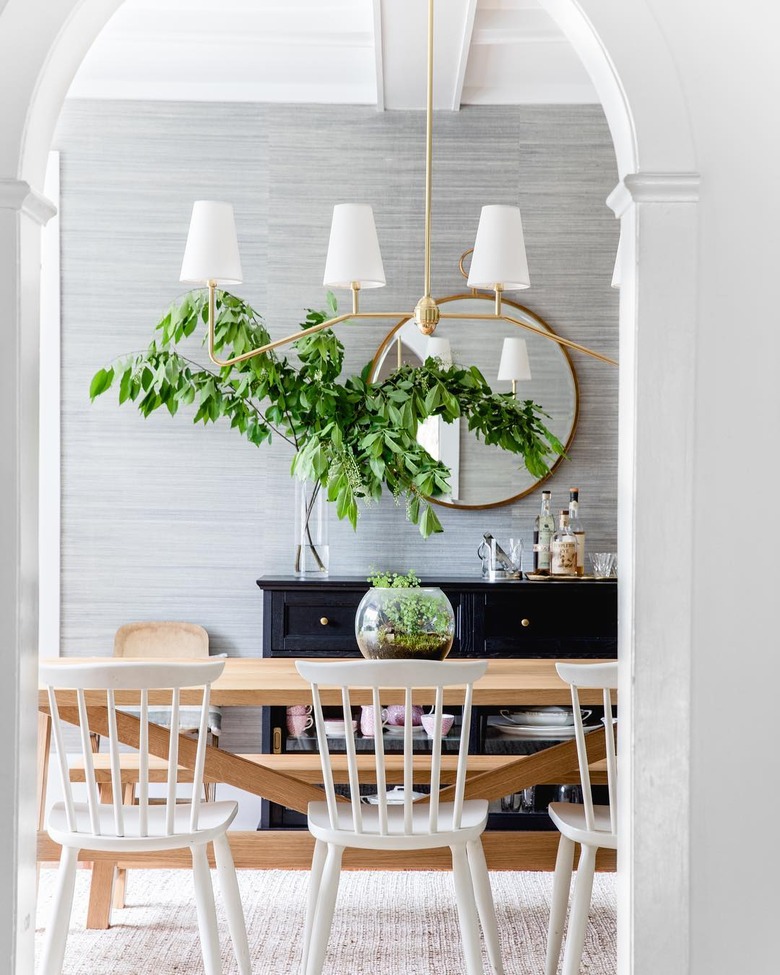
[179,0,617,371]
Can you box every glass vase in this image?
[294,479,329,578]
[355,587,455,660]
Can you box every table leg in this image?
[36,711,52,889]
[85,783,116,929]
[37,711,52,832]
[112,783,135,910]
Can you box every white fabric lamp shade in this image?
[467,205,530,291]
[180,201,243,285]
[323,204,386,289]
[426,336,452,366]
[497,336,532,382]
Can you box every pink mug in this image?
[385,704,423,727]
[286,713,314,738]
[360,705,389,737]
[286,704,312,716]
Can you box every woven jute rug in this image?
[35,866,616,974]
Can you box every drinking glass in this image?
[589,552,616,578]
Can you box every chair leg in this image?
[213,833,251,975]
[451,844,485,975]
[39,845,79,975]
[300,839,328,975]
[305,843,343,975]
[467,838,505,975]
[545,835,576,975]
[560,844,597,975]
[191,843,223,975]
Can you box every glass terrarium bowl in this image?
[355,587,455,660]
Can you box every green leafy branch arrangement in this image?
[89,289,564,538]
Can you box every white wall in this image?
[640,3,780,971]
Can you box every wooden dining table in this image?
[37,656,616,928]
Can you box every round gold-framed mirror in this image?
[368,293,579,509]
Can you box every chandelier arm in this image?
[206,296,413,368]
[437,310,619,367]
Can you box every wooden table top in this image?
[38,656,613,707]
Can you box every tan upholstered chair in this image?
[113,622,222,746]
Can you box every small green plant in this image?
[361,569,453,659]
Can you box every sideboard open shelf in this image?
[256,576,617,832]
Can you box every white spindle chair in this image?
[295,658,503,975]
[545,661,618,975]
[39,659,251,975]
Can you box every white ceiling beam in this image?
[378,0,475,111]
[451,0,478,110]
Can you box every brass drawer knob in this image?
[521,618,530,627]
[320,617,329,626]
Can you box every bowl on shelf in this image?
[323,718,358,738]
[363,785,426,805]
[499,706,591,727]
[421,713,455,737]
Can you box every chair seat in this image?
[47,799,238,853]
[307,799,489,851]
[118,705,222,737]
[548,801,617,850]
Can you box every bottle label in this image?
[536,528,552,570]
[551,539,577,575]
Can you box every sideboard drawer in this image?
[270,590,364,655]
[480,583,617,657]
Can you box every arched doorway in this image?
[0,2,698,971]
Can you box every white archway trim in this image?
[0,178,56,224]
[543,0,697,179]
[609,173,702,212]
[609,169,700,975]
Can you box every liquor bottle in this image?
[568,487,586,577]
[551,509,578,576]
[533,490,555,575]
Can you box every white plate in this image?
[384,724,427,738]
[492,721,601,739]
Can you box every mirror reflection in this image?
[369,295,579,509]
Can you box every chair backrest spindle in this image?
[106,689,125,836]
[428,685,444,833]
[139,688,149,836]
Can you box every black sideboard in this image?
[255,575,617,831]
[256,575,618,660]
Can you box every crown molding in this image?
[0,180,57,225]
[607,173,701,217]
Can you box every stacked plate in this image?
[492,706,598,739]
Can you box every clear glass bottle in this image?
[551,509,578,576]
[568,487,585,577]
[533,490,555,575]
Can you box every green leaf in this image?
[89,367,114,401]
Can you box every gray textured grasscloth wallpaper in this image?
[53,101,618,746]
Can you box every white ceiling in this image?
[67,0,598,107]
